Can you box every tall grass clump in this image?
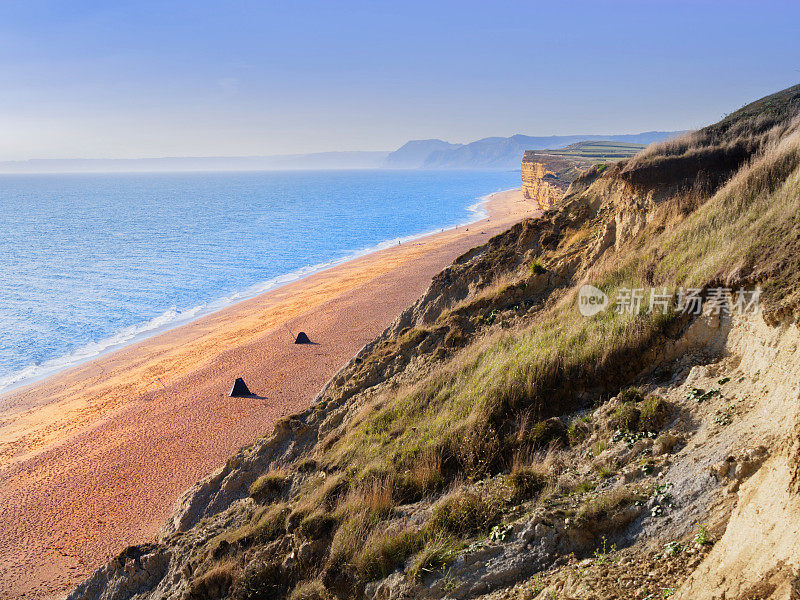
[249,469,290,503]
[408,534,460,581]
[428,488,501,537]
[355,526,425,581]
[289,580,332,600]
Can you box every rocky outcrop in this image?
[520,153,589,209]
[521,161,564,209]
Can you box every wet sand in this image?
[0,188,536,599]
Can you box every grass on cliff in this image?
[542,141,645,163]
[612,119,800,315]
[295,120,800,584]
[324,298,677,481]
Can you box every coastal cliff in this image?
[520,158,570,209]
[69,83,800,600]
[521,141,646,210]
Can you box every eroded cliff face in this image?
[520,161,563,209]
[521,152,588,210]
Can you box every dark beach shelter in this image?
[229,377,252,397]
[295,331,312,344]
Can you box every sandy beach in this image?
[0,188,536,599]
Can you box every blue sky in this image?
[0,0,798,159]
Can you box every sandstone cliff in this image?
[520,158,572,209]
[521,142,645,210]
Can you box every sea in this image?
[0,169,519,394]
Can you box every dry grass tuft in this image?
[428,487,501,538]
[249,469,290,503]
[408,533,460,581]
[355,525,425,581]
[187,559,238,600]
[340,476,396,520]
[508,451,555,501]
[289,580,332,600]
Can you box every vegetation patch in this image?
[408,534,460,581]
[428,488,502,538]
[249,469,290,503]
[297,512,339,540]
[355,526,425,581]
[575,486,643,529]
[530,260,547,275]
[508,463,552,501]
[610,402,641,432]
[289,580,332,600]
[638,395,671,431]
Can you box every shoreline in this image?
[0,188,537,599]
[0,188,509,397]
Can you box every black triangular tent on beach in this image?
[295,331,312,344]
[229,377,252,397]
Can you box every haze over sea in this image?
[0,169,518,394]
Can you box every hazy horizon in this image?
[0,128,676,163]
[1,1,798,161]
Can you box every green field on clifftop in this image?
[526,140,646,165]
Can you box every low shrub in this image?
[428,488,501,537]
[530,261,547,275]
[508,465,551,501]
[608,393,670,435]
[638,395,671,431]
[355,526,425,581]
[610,402,641,432]
[249,470,289,503]
[289,580,332,600]
[408,534,459,581]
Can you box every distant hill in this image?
[0,133,682,174]
[384,131,684,169]
[383,139,463,168]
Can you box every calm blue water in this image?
[0,169,518,393]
